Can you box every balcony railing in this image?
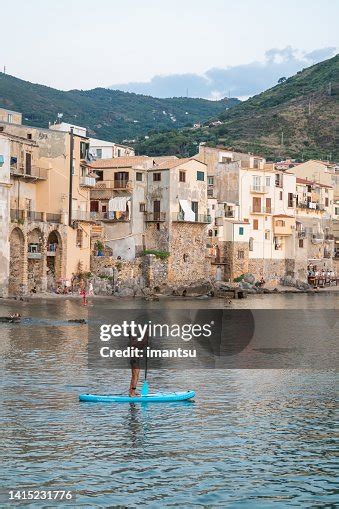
[145,212,166,222]
[250,185,267,194]
[10,209,25,221]
[10,165,47,180]
[90,211,130,222]
[27,252,42,259]
[250,206,273,215]
[80,176,96,187]
[95,179,131,190]
[27,211,44,222]
[46,213,62,224]
[71,210,96,222]
[173,213,211,223]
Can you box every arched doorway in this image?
[46,230,63,289]
[9,228,25,296]
[27,228,44,292]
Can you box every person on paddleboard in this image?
[129,330,148,397]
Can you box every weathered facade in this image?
[0,119,95,296]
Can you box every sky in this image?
[1,0,338,99]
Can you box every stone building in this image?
[145,158,210,286]
[0,117,95,296]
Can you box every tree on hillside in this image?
[278,77,287,84]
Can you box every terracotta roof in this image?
[90,156,151,169]
[155,157,206,170]
[296,177,333,188]
[153,156,179,163]
[274,214,295,218]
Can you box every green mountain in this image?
[136,55,339,160]
[0,73,239,142]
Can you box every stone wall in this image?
[145,222,170,252]
[7,221,67,297]
[168,223,210,285]
[248,258,288,282]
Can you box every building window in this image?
[96,148,102,158]
[288,193,294,207]
[276,220,285,227]
[27,133,32,140]
[136,172,143,182]
[179,171,186,182]
[253,159,259,169]
[10,156,17,168]
[96,170,103,181]
[208,229,213,237]
[280,191,283,200]
[265,177,270,187]
[214,230,218,236]
[183,254,189,262]
[7,113,13,123]
[253,219,259,230]
[76,229,83,248]
[191,201,198,221]
[253,176,261,191]
[237,250,244,260]
[139,203,146,212]
[208,176,214,186]
[153,172,161,182]
[325,197,329,207]
[265,230,270,240]
[221,156,232,163]
[239,227,244,235]
[299,239,304,248]
[80,142,88,159]
[197,171,205,181]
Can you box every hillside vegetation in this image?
[136,55,339,160]
[0,73,239,142]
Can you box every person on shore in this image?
[79,280,87,306]
[88,281,94,297]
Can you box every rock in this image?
[295,280,312,291]
[99,267,114,277]
[280,275,296,287]
[243,273,255,284]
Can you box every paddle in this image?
[141,334,149,395]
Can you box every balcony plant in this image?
[95,240,104,256]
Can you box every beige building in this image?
[0,119,95,296]
[89,156,154,259]
[0,107,22,125]
[198,145,299,281]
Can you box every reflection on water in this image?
[0,295,338,507]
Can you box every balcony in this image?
[297,230,306,238]
[10,210,62,224]
[250,185,268,194]
[145,212,166,222]
[95,179,131,191]
[80,176,96,187]
[27,211,44,222]
[71,210,97,222]
[10,165,47,180]
[172,212,211,223]
[250,206,273,215]
[311,234,324,244]
[46,213,62,224]
[90,211,130,222]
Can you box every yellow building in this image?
[0,119,95,295]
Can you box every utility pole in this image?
[281,131,284,146]
[308,99,311,115]
[68,127,74,226]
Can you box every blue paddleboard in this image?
[79,391,195,403]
